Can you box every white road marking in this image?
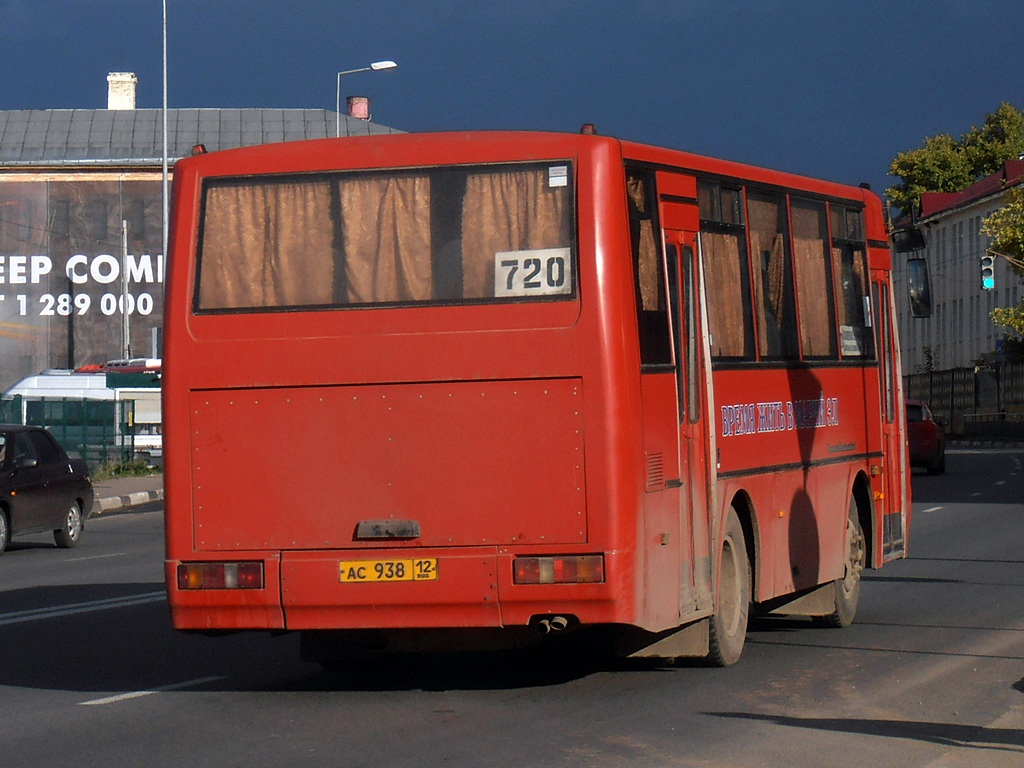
[67,553,126,563]
[79,676,226,706]
[923,506,944,513]
[0,591,165,627]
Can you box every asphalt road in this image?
[1,450,1022,768]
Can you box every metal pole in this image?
[335,64,394,137]
[122,220,131,359]
[162,0,169,303]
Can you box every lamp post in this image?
[336,60,397,137]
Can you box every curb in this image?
[92,488,164,517]
[948,439,1024,449]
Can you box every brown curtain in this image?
[338,175,433,303]
[747,197,782,356]
[766,234,786,327]
[703,231,748,357]
[461,169,569,298]
[791,202,835,357]
[628,177,660,311]
[199,181,335,309]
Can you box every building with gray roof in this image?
[0,75,400,392]
[0,106,398,167]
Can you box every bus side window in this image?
[698,180,755,361]
[830,205,875,360]
[748,191,799,360]
[791,198,838,359]
[628,172,672,367]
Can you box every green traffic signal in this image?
[980,253,995,290]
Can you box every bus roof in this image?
[175,129,876,207]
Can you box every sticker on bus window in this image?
[548,166,568,188]
[840,325,867,357]
[494,248,573,297]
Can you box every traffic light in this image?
[980,253,995,291]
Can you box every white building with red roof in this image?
[895,159,1023,372]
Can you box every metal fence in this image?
[0,395,141,470]
[904,360,1024,438]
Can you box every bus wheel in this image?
[818,498,864,628]
[706,508,750,666]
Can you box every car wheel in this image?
[54,501,83,548]
[927,445,945,475]
[0,508,9,555]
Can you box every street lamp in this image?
[336,60,397,137]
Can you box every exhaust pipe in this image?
[533,615,572,634]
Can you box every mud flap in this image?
[614,619,710,659]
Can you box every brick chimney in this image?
[347,96,371,121]
[107,72,138,110]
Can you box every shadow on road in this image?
[1,582,688,694]
[707,710,1024,754]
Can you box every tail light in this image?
[177,562,264,590]
[513,555,604,585]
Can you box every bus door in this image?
[656,170,713,618]
[664,228,714,616]
[872,278,908,559]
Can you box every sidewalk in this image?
[90,473,164,517]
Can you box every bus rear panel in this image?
[164,131,909,663]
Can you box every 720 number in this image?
[494,248,572,297]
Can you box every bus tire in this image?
[54,501,83,549]
[817,498,864,628]
[706,508,750,666]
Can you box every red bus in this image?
[164,130,910,666]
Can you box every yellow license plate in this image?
[339,558,438,583]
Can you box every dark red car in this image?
[906,399,946,474]
[0,425,94,555]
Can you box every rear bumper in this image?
[166,546,630,632]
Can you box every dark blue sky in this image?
[2,1,1021,196]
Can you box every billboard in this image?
[0,173,164,392]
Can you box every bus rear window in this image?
[194,162,575,313]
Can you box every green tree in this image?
[963,102,1024,179]
[887,134,974,217]
[982,186,1024,266]
[982,186,1024,357]
[886,102,1024,218]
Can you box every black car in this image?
[0,425,94,555]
